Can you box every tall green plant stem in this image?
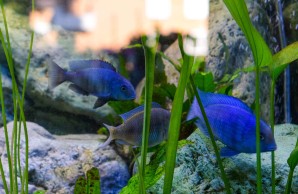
[285,169,294,194]
[222,1,273,193]
[285,139,298,194]
[0,1,34,193]
[139,35,158,194]
[0,7,14,192]
[255,66,262,194]
[0,66,10,193]
[189,77,231,194]
[163,35,193,194]
[270,80,276,194]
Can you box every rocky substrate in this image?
[0,122,296,193]
[0,122,130,194]
[147,124,298,193]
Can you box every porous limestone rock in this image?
[148,124,298,193]
[0,122,130,194]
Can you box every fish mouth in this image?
[266,144,277,151]
[129,94,136,100]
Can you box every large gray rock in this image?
[148,124,298,193]
[163,0,274,121]
[0,122,130,194]
[0,4,119,134]
[207,0,273,120]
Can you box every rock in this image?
[162,0,275,121]
[148,124,298,193]
[0,66,14,126]
[208,0,278,122]
[0,122,130,194]
[0,4,120,134]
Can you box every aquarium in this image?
[0,0,297,194]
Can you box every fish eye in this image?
[260,133,265,141]
[121,85,127,91]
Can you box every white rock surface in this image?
[0,122,130,194]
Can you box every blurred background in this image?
[29,0,209,54]
[1,0,297,134]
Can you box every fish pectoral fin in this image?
[93,98,107,109]
[69,84,89,95]
[220,147,240,157]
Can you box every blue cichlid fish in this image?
[187,90,277,157]
[48,59,136,108]
[98,103,170,148]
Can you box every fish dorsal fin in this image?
[120,102,162,121]
[220,147,240,157]
[198,89,253,113]
[69,60,116,72]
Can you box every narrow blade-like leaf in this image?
[287,140,298,170]
[163,34,193,194]
[271,42,298,80]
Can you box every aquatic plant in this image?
[120,140,191,193]
[163,34,194,193]
[224,0,298,193]
[0,1,34,193]
[286,138,298,194]
[74,167,101,194]
[189,78,232,193]
[138,34,159,194]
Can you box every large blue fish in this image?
[98,103,170,148]
[187,90,277,157]
[48,60,136,108]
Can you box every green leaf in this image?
[152,83,176,104]
[86,167,101,194]
[33,190,46,194]
[163,34,194,194]
[287,140,298,170]
[223,0,272,67]
[271,42,298,80]
[191,57,205,75]
[124,44,143,49]
[120,140,191,194]
[139,34,159,194]
[193,72,215,92]
[120,165,164,194]
[74,167,101,194]
[74,176,87,194]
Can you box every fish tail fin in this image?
[48,60,66,90]
[187,98,212,137]
[187,98,201,121]
[97,124,115,149]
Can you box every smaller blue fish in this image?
[48,59,136,108]
[187,90,277,157]
[98,103,170,148]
